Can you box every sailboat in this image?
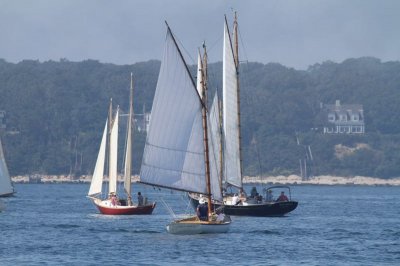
[189,13,298,216]
[0,135,15,197]
[139,22,231,234]
[87,74,156,215]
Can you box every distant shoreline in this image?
[11,174,400,186]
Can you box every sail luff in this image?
[0,136,13,196]
[88,120,108,196]
[124,74,133,197]
[223,15,242,188]
[108,108,119,195]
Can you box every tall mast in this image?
[124,73,134,203]
[233,12,243,181]
[107,98,113,194]
[200,43,213,219]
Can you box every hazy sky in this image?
[1,0,399,70]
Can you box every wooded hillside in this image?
[1,57,400,178]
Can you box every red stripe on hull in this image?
[95,202,156,215]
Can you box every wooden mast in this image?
[233,12,244,181]
[200,43,213,220]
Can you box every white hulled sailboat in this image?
[139,23,230,234]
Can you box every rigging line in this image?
[240,55,264,178]
[237,26,249,64]
[161,198,177,219]
[171,29,196,66]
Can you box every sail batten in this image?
[223,17,242,188]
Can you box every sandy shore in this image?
[243,175,400,186]
[11,174,400,186]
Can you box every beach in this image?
[11,174,400,186]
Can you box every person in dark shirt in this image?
[137,192,144,206]
[197,198,208,221]
[276,191,289,202]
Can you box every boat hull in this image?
[0,192,15,198]
[189,194,298,217]
[166,216,230,235]
[92,198,156,215]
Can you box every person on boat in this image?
[265,189,274,202]
[110,193,119,206]
[215,207,225,223]
[127,195,133,206]
[137,192,144,206]
[250,187,258,198]
[197,198,208,221]
[276,191,289,202]
[231,193,240,205]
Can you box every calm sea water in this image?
[1,183,399,265]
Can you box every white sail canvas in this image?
[208,94,222,201]
[124,94,133,195]
[223,18,242,188]
[0,137,13,196]
[108,109,119,194]
[140,29,207,195]
[88,120,108,196]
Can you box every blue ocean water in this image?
[1,183,399,265]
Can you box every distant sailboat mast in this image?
[233,12,243,181]
[124,73,134,203]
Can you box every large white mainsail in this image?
[140,27,208,195]
[88,120,108,196]
[0,136,13,196]
[223,15,242,188]
[108,109,119,195]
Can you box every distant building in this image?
[322,100,365,134]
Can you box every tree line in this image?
[0,57,400,178]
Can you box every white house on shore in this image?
[322,100,365,134]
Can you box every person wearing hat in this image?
[197,197,208,221]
